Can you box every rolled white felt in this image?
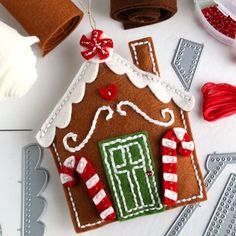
[0,20,39,101]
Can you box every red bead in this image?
[202,5,236,39]
[146,170,153,176]
[99,84,118,101]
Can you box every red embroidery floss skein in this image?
[201,82,236,122]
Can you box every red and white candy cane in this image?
[161,127,194,206]
[60,155,116,221]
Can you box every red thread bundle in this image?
[201,82,236,122]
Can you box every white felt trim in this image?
[36,53,194,147]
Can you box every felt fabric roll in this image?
[110,0,177,29]
[1,0,83,55]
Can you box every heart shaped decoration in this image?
[99,84,118,101]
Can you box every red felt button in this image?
[99,84,118,101]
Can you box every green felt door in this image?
[99,132,164,221]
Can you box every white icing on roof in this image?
[36,53,195,147]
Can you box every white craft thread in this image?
[102,134,163,219]
[109,146,140,212]
[117,100,175,127]
[63,106,114,153]
[0,21,39,101]
[52,143,104,229]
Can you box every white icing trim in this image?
[36,53,195,147]
[63,106,113,153]
[116,100,175,127]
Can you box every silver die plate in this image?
[204,173,236,236]
[165,152,236,236]
[172,38,204,91]
[20,144,49,236]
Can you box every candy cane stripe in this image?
[163,173,178,182]
[60,155,116,221]
[181,141,194,151]
[161,128,194,206]
[100,206,115,220]
[162,155,177,163]
[162,138,177,149]
[60,173,74,185]
[173,127,186,141]
[86,174,99,189]
[93,189,106,205]
[164,189,178,201]
[76,157,87,174]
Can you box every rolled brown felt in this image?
[110,0,177,29]
[1,0,83,55]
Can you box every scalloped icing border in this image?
[36,53,195,148]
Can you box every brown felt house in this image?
[36,37,206,233]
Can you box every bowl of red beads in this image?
[194,0,236,46]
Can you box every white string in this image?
[78,0,97,29]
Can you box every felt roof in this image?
[36,53,195,147]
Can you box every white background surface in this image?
[0,0,236,236]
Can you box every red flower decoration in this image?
[99,84,118,101]
[80,29,114,61]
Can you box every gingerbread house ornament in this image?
[36,30,207,233]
